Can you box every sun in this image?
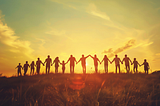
[86,62,88,66]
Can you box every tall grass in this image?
[0,73,160,106]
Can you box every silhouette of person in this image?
[141,59,149,74]
[77,55,90,74]
[30,61,36,75]
[111,55,122,73]
[36,58,44,74]
[52,57,60,73]
[66,55,77,74]
[131,58,140,73]
[122,54,132,73]
[89,55,101,73]
[100,55,111,73]
[44,55,52,74]
[15,63,22,76]
[23,61,30,76]
[60,60,67,74]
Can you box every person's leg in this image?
[73,65,74,73]
[136,67,138,73]
[106,65,108,73]
[33,68,34,74]
[128,65,130,73]
[147,69,148,74]
[37,67,40,74]
[70,65,72,74]
[133,67,135,73]
[46,66,48,74]
[55,67,57,73]
[82,65,86,74]
[118,64,120,73]
[95,65,98,73]
[104,65,106,73]
[125,65,128,73]
[115,65,117,74]
[18,70,19,76]
[48,66,50,74]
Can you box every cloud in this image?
[0,20,34,58]
[45,29,66,36]
[102,39,136,57]
[50,0,77,10]
[86,3,110,21]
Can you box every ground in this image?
[0,73,160,106]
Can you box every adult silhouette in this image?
[52,57,60,73]
[77,55,90,74]
[23,61,30,76]
[89,55,101,73]
[15,63,22,76]
[141,59,149,74]
[44,55,52,74]
[36,58,44,74]
[111,55,122,73]
[60,60,67,74]
[30,61,36,75]
[122,54,132,73]
[131,58,140,73]
[66,55,77,74]
[100,55,111,73]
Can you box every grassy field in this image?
[0,73,160,106]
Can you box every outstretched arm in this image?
[100,58,104,64]
[66,58,70,64]
[75,58,77,63]
[77,59,81,64]
[120,59,123,64]
[129,58,132,64]
[108,59,112,64]
[137,62,140,66]
[111,58,115,64]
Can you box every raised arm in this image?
[85,55,90,59]
[89,55,94,59]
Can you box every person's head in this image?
[144,59,147,62]
[104,55,107,58]
[48,55,50,58]
[70,55,73,57]
[38,58,40,60]
[32,61,34,64]
[26,61,28,63]
[55,57,59,60]
[19,63,21,65]
[82,55,84,57]
[115,55,118,58]
[62,60,65,63]
[94,55,97,58]
[125,54,127,57]
[134,58,136,61]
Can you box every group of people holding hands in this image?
[15,54,149,76]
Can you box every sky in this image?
[0,0,160,76]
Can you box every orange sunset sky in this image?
[0,0,160,76]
